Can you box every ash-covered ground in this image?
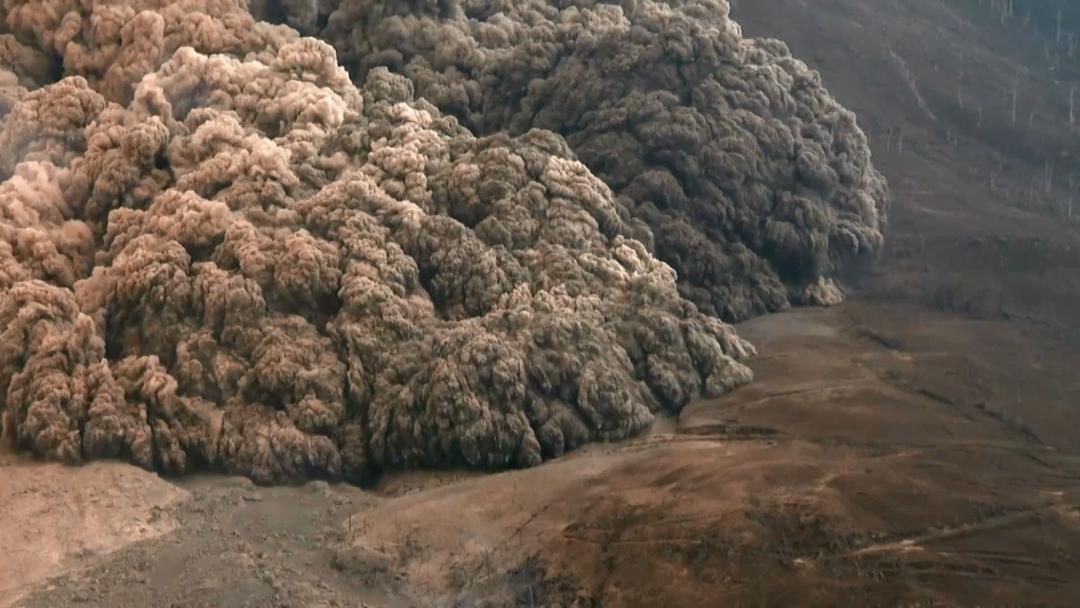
[0,0,883,483]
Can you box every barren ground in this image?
[5,0,1080,606]
[6,303,1080,607]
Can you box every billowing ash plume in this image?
[258,0,889,320]
[0,0,755,484]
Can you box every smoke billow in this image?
[0,0,763,484]
[260,0,889,320]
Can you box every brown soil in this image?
[10,305,1080,607]
[0,453,187,608]
[7,1,1080,606]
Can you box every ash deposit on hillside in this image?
[255,0,889,320]
[0,0,758,483]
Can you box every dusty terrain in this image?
[0,454,187,607]
[8,305,1080,607]
[5,0,1080,606]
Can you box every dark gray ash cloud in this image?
[0,0,765,484]
[258,0,889,320]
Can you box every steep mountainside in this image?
[734,0,1080,343]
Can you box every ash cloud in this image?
[261,0,889,320]
[0,0,757,484]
